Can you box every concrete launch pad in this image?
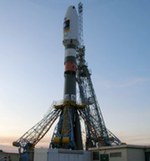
[34,148,91,161]
[48,149,91,161]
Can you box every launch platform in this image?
[34,148,91,161]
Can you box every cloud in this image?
[0,136,50,152]
[118,133,150,145]
[0,144,18,153]
[95,77,149,89]
[116,77,149,88]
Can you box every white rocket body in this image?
[63,6,79,102]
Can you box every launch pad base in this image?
[47,149,91,161]
[34,148,91,161]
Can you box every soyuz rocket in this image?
[63,6,78,103]
[51,6,83,150]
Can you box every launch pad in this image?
[47,149,91,161]
[12,3,122,161]
[34,146,91,161]
[34,148,91,161]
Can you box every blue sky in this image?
[0,0,150,152]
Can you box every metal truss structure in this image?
[76,46,121,148]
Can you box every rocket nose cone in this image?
[65,6,77,18]
[63,5,78,43]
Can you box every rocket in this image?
[51,5,83,150]
[63,5,78,103]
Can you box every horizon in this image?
[0,0,150,153]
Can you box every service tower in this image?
[50,6,83,150]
